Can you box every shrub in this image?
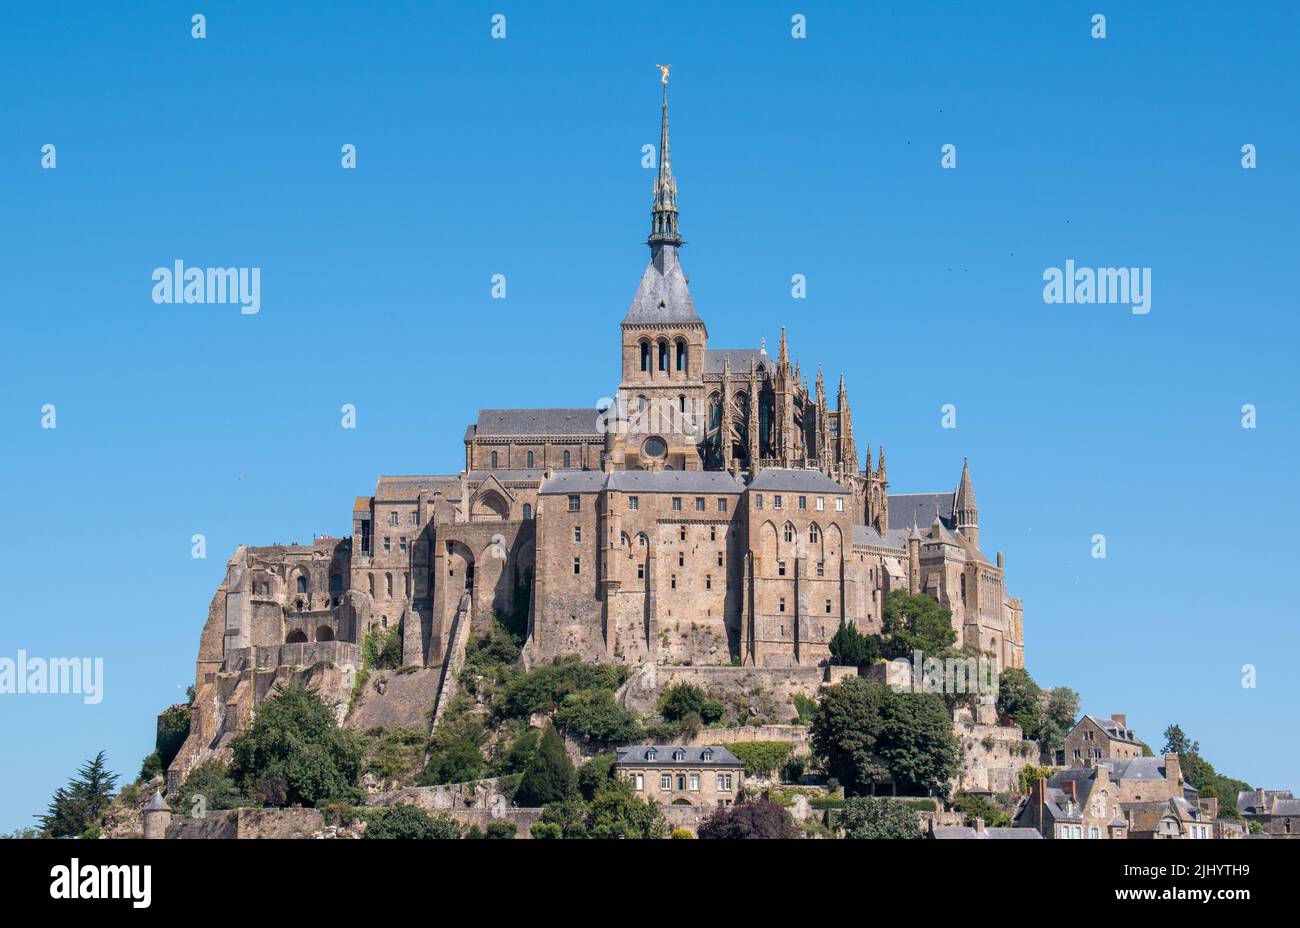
[530,821,563,839]
[485,821,518,840]
[671,828,695,839]
[828,623,879,668]
[553,690,642,744]
[577,753,617,801]
[364,804,462,840]
[698,798,801,839]
[515,725,576,807]
[835,797,921,839]
[658,684,724,724]
[727,741,795,778]
[156,703,192,773]
[362,627,403,671]
[174,760,245,813]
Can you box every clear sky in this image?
[2,1,1297,830]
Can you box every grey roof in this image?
[615,745,742,767]
[538,471,608,495]
[1042,787,1083,821]
[930,826,979,839]
[1048,768,1100,809]
[474,408,604,438]
[704,348,767,375]
[145,791,170,812]
[983,827,1043,840]
[748,468,849,494]
[888,492,954,531]
[374,475,459,500]
[852,524,910,549]
[623,244,702,326]
[1098,756,1169,782]
[608,471,744,494]
[1238,789,1294,815]
[1082,714,1142,745]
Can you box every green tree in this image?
[951,793,1011,828]
[1017,763,1053,795]
[228,683,366,807]
[174,760,245,812]
[156,702,192,773]
[515,724,576,806]
[1161,724,1199,757]
[586,778,668,839]
[419,695,487,785]
[364,804,462,839]
[698,798,801,839]
[495,729,539,776]
[836,797,920,839]
[810,678,888,796]
[881,590,957,659]
[828,622,880,668]
[876,691,961,796]
[38,751,119,838]
[485,821,517,839]
[995,667,1041,732]
[577,753,617,801]
[658,684,724,724]
[553,689,642,744]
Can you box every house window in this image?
[671,575,677,589]
[816,496,824,511]
[573,526,582,543]
[399,537,408,553]
[799,496,807,510]
[672,497,682,512]
[825,599,832,614]
[523,503,532,519]
[702,749,713,761]
[774,495,783,510]
[717,773,732,791]
[689,774,700,791]
[411,511,420,525]
[573,557,581,575]
[778,561,786,577]
[568,495,580,512]
[706,575,712,590]
[1088,827,1100,839]
[527,451,535,468]
[810,525,820,543]
[646,749,657,761]
[710,526,717,542]
[490,451,498,468]
[637,563,645,580]
[383,537,391,553]
[659,774,671,790]
[679,525,687,541]
[628,496,639,510]
[718,498,728,513]
[817,560,825,577]
[676,774,686,791]
[835,498,844,512]
[563,450,571,468]
[695,497,705,512]
[717,552,724,567]
[390,511,399,526]
[678,552,684,567]
[673,750,685,762]
[779,598,786,613]
[784,524,794,543]
[633,774,644,791]
[755,495,763,510]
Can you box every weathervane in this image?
[656,64,671,85]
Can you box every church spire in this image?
[648,65,682,248]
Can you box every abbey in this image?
[170,81,1024,786]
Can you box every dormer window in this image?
[672,749,685,762]
[645,749,657,762]
[702,749,713,761]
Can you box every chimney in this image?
[974,817,986,834]
[1111,713,1127,729]
[1164,753,1183,788]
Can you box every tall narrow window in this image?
[490,451,498,468]
[640,341,651,372]
[658,341,669,371]
[563,450,571,468]
[523,503,532,519]
[676,339,688,372]
[527,451,534,468]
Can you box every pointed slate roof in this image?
[955,457,978,511]
[623,244,701,325]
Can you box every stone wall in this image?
[165,807,324,839]
[954,720,1038,794]
[617,663,825,720]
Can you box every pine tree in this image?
[38,751,119,837]
[515,724,576,807]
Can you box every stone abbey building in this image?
[173,80,1024,785]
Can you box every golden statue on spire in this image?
[656,64,671,85]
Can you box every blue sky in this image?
[2,1,1297,830]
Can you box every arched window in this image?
[527,451,534,468]
[316,625,335,642]
[285,630,308,644]
[385,573,393,598]
[490,451,498,468]
[658,340,669,371]
[296,575,308,594]
[563,450,571,468]
[329,573,343,595]
[523,503,532,520]
[676,339,687,372]
[368,573,375,597]
[678,394,686,414]
[961,574,967,604]
[809,524,820,543]
[784,523,795,543]
[640,341,651,372]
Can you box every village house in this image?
[1063,713,1144,767]
[615,745,743,808]
[1237,788,1300,838]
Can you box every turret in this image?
[954,457,979,548]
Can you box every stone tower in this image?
[954,457,979,548]
[612,70,708,472]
